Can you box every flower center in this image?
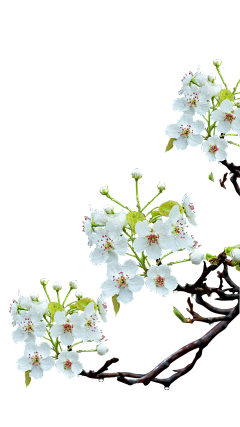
[172,220,185,238]
[189,202,195,212]
[155,275,165,287]
[100,235,114,253]
[224,113,235,123]
[29,351,42,366]
[63,323,73,333]
[21,318,34,332]
[210,144,219,154]
[147,233,159,245]
[85,314,97,330]
[186,93,199,107]
[113,271,129,289]
[179,125,193,138]
[64,359,72,370]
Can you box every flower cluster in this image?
[166,61,240,163]
[10,281,109,386]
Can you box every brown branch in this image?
[219,172,228,189]
[220,159,240,195]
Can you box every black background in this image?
[5,24,239,395]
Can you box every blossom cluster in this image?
[10,282,109,385]
[166,60,240,162]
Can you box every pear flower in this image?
[101,260,144,304]
[202,136,228,162]
[190,249,205,265]
[90,221,128,265]
[211,100,240,134]
[97,295,108,322]
[146,265,177,296]
[133,220,170,260]
[166,114,205,150]
[50,311,82,346]
[182,194,197,226]
[18,342,54,380]
[163,205,194,253]
[56,351,83,378]
[173,86,210,117]
[79,302,102,342]
[12,307,46,344]
[230,248,240,262]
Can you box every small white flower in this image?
[104,204,115,214]
[56,350,83,378]
[205,81,222,98]
[51,311,82,346]
[202,136,228,162]
[133,220,170,260]
[90,220,128,265]
[230,248,240,262]
[106,212,128,229]
[52,282,62,291]
[18,342,54,380]
[99,186,109,195]
[179,71,194,94]
[79,302,102,342]
[173,86,210,117]
[101,260,144,304]
[213,59,222,67]
[157,182,166,193]
[12,307,46,344]
[69,280,78,289]
[82,207,107,247]
[166,115,205,150]
[163,205,194,253]
[97,295,108,322]
[30,293,39,301]
[207,74,216,83]
[75,292,83,300]
[10,294,32,326]
[40,278,49,286]
[182,194,197,227]
[31,300,49,316]
[97,342,109,356]
[131,168,143,179]
[190,250,205,265]
[146,265,177,296]
[211,100,240,134]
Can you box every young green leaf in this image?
[219,89,234,105]
[209,172,214,182]
[25,370,31,387]
[112,295,120,315]
[165,138,176,152]
[173,307,189,323]
[76,298,97,311]
[159,200,183,217]
[126,211,145,234]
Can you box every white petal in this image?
[122,260,138,278]
[101,279,118,297]
[146,277,157,292]
[133,237,148,253]
[50,324,64,338]
[18,356,31,371]
[114,236,128,255]
[107,262,122,280]
[34,322,46,338]
[174,137,188,150]
[30,366,43,379]
[217,120,231,134]
[191,120,205,135]
[117,288,134,304]
[56,360,65,373]
[164,276,178,290]
[68,352,79,363]
[90,247,109,265]
[166,124,180,138]
[215,149,227,161]
[128,275,144,292]
[41,357,55,371]
[60,332,74,346]
[188,134,202,146]
[156,287,170,297]
[220,99,234,113]
[63,369,75,378]
[54,311,66,325]
[211,110,225,122]
[38,342,51,358]
[146,243,162,260]
[71,361,83,374]
[156,264,171,277]
[135,220,151,237]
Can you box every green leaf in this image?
[25,370,31,387]
[48,302,64,321]
[224,245,240,256]
[151,209,161,217]
[209,172,214,182]
[165,138,176,152]
[126,211,145,234]
[173,307,189,323]
[112,294,120,315]
[76,298,97,311]
[236,265,240,272]
[219,89,234,105]
[205,253,218,265]
[159,200,184,217]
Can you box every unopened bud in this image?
[190,250,205,265]
[131,168,143,179]
[75,292,83,300]
[213,59,222,67]
[52,282,62,291]
[40,278,49,286]
[97,342,109,356]
[69,280,78,289]
[104,204,114,214]
[30,293,39,301]
[99,186,109,196]
[207,73,216,83]
[157,182,166,193]
[231,248,240,262]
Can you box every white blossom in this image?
[101,260,144,304]
[69,280,78,289]
[56,350,83,378]
[202,136,228,162]
[97,295,108,322]
[51,311,82,346]
[173,86,210,117]
[12,307,46,344]
[131,168,143,179]
[211,100,240,134]
[82,207,107,247]
[190,249,205,265]
[166,115,205,150]
[52,282,62,291]
[163,205,194,253]
[230,248,240,262]
[103,204,115,214]
[30,293,39,301]
[133,220,170,260]
[146,265,177,296]
[18,342,54,379]
[213,59,222,67]
[10,294,32,326]
[90,221,128,265]
[97,342,109,356]
[182,194,197,226]
[79,302,102,342]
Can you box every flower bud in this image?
[190,250,205,265]
[104,204,115,214]
[230,248,240,262]
[97,342,109,356]
[52,282,62,291]
[207,74,216,83]
[131,168,143,179]
[157,182,166,193]
[99,186,109,196]
[75,292,83,300]
[69,280,78,289]
[40,278,49,286]
[213,59,222,67]
[30,293,39,301]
